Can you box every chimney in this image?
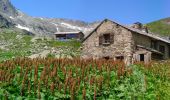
[142,26,149,33]
[132,22,143,29]
[132,22,149,33]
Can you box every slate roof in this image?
[83,19,170,44]
[54,31,83,35]
[137,45,163,55]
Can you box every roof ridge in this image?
[82,19,108,42]
[83,19,170,44]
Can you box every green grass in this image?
[0,29,35,61]
[147,19,170,36]
[0,52,14,61]
[46,39,81,48]
[0,29,81,62]
[137,62,170,99]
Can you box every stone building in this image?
[82,19,170,65]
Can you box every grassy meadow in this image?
[0,29,81,62]
[147,18,170,36]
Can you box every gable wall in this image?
[82,20,134,65]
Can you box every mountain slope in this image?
[0,14,14,28]
[10,11,96,36]
[2,0,169,37]
[0,0,18,16]
[147,18,170,36]
[0,0,98,36]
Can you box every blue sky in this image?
[11,0,170,24]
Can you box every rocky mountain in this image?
[0,14,14,28]
[0,0,18,17]
[0,0,98,36]
[147,17,170,36]
[3,0,169,38]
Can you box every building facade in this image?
[82,19,170,65]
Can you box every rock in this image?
[16,35,22,39]
[44,46,48,49]
[28,50,50,59]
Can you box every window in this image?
[99,33,114,46]
[159,45,165,54]
[103,34,110,44]
[151,40,157,50]
[66,34,76,39]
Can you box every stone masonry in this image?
[82,19,170,65]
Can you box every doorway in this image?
[140,54,144,61]
[115,56,124,61]
[103,56,110,60]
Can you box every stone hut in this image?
[54,31,84,41]
[82,19,170,65]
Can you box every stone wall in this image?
[132,33,151,47]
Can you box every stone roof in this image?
[83,19,170,44]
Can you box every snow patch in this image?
[52,23,59,32]
[40,18,44,20]
[61,22,83,30]
[60,22,94,37]
[9,16,14,19]
[16,24,30,31]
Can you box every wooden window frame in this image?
[99,33,114,46]
[159,45,165,54]
[151,40,157,50]
[169,46,170,57]
[103,34,111,45]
